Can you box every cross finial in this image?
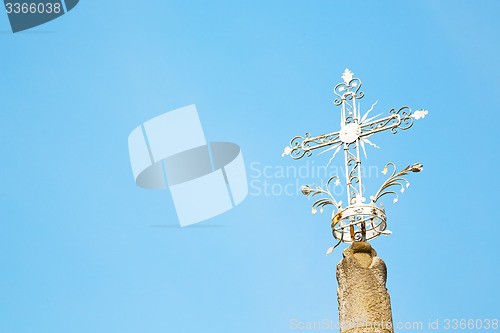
[283,69,428,254]
[341,68,354,83]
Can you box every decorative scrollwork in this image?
[397,107,414,131]
[334,78,364,106]
[284,131,343,160]
[353,231,364,242]
[361,107,415,136]
[301,176,343,216]
[371,162,423,203]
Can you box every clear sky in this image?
[1,1,499,332]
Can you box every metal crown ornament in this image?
[282,69,428,255]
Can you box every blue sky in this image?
[1,1,499,332]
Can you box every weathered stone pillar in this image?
[337,242,393,333]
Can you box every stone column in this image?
[337,242,393,333]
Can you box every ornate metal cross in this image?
[282,69,428,254]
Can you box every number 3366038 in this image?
[5,3,62,14]
[443,319,498,330]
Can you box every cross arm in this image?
[359,107,415,138]
[285,130,342,160]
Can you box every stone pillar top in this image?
[337,241,393,332]
[342,241,377,258]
